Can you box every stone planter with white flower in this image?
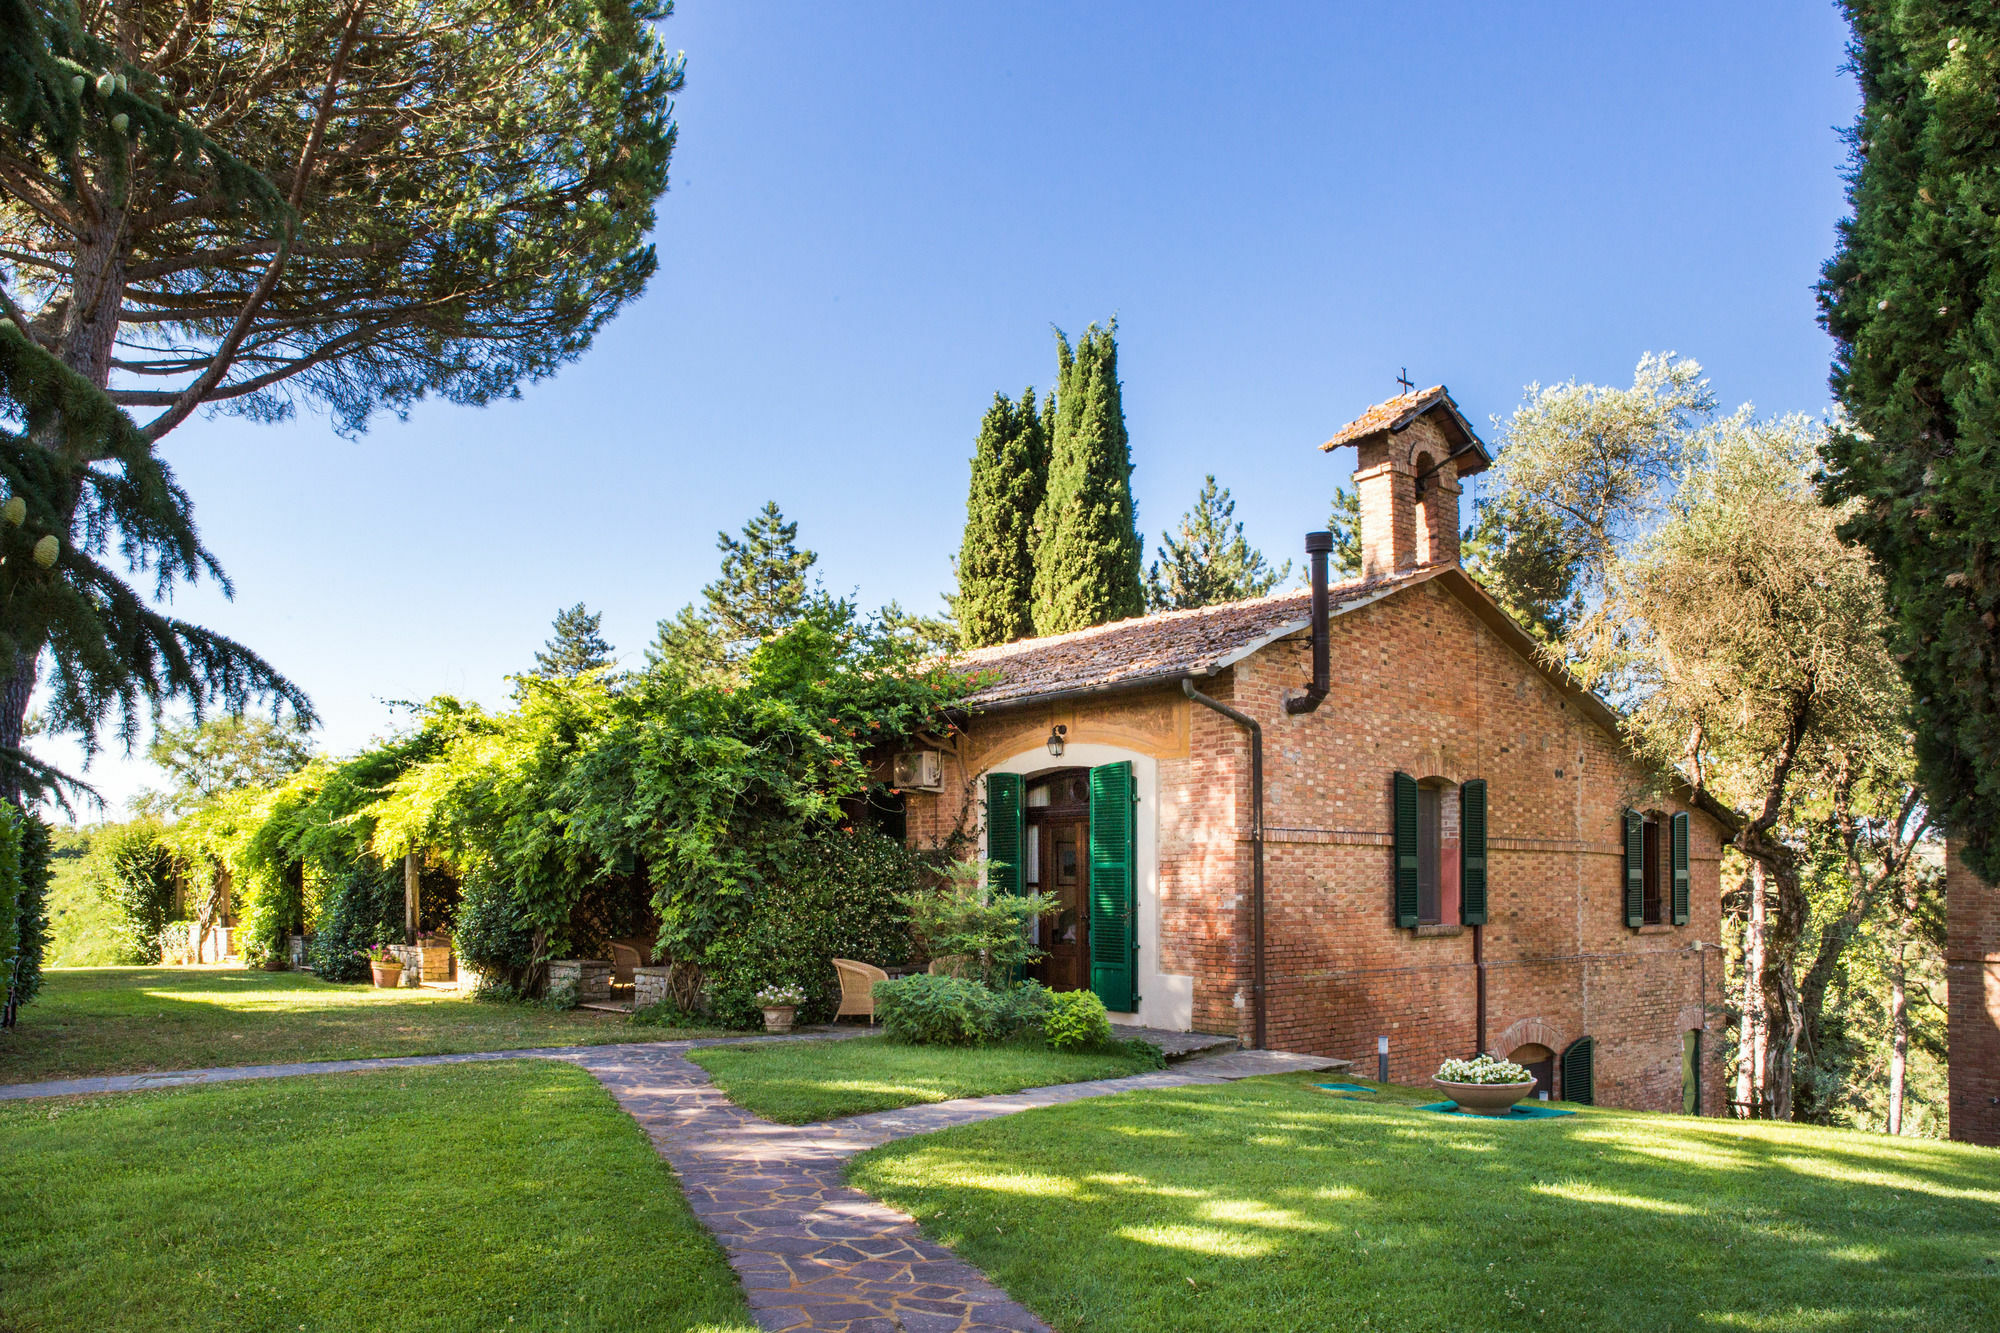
[1431,1054,1539,1116]
[757,984,805,1034]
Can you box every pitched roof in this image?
[1321,384,1493,472]
[953,567,1439,708]
[949,563,1743,834]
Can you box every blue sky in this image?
[57,1,1860,815]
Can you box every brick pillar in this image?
[1947,838,2000,1145]
[1354,440,1418,577]
[1416,464,1461,568]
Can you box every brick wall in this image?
[907,575,1729,1115]
[1946,839,2000,1145]
[1228,579,1726,1112]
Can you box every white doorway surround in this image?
[978,742,1194,1032]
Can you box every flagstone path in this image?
[2,1035,1344,1332]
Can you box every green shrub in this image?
[452,875,536,988]
[304,863,404,982]
[874,975,1050,1046]
[1043,989,1113,1051]
[697,826,923,1028]
[157,920,191,960]
[630,999,704,1028]
[0,806,49,1012]
[540,980,579,1011]
[902,857,1051,988]
[82,819,178,963]
[8,812,51,1008]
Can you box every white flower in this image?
[1436,1053,1534,1085]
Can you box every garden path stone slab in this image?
[2,1030,1341,1331]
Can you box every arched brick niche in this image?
[1493,1016,1563,1058]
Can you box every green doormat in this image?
[1417,1101,1576,1119]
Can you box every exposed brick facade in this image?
[906,572,1729,1115]
[1946,840,2000,1145]
[906,390,1730,1115]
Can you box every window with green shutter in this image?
[1460,778,1488,926]
[1670,811,1691,926]
[1622,809,1645,928]
[1561,1035,1595,1105]
[1087,761,1137,1012]
[1393,772,1420,928]
[985,772,1025,896]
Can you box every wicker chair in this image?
[831,958,888,1022]
[609,941,643,987]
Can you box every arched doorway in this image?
[1023,768,1092,992]
[1510,1043,1556,1101]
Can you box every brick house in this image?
[1946,843,2000,1145]
[901,386,1739,1113]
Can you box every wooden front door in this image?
[1025,770,1091,993]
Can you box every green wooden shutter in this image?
[1561,1035,1595,1106]
[1460,779,1488,926]
[1088,761,1138,1012]
[1622,809,1645,928]
[1670,811,1691,926]
[985,772,1025,896]
[1393,772,1420,928]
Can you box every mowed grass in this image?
[0,966,726,1085]
[687,1034,1163,1124]
[0,1061,754,1333]
[848,1074,2000,1333]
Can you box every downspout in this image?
[1474,924,1487,1055]
[1182,677,1265,1050]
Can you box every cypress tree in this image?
[953,390,1047,648]
[1146,476,1291,611]
[1032,322,1145,633]
[1818,3,2000,879]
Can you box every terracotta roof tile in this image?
[1321,385,1448,450]
[954,568,1433,707]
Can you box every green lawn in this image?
[0,966,726,1085]
[686,1034,1163,1124]
[0,1061,754,1333]
[848,1074,2000,1333]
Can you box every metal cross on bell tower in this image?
[1397,367,1415,393]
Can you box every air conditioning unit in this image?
[892,750,943,792]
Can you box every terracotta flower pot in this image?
[370,961,404,989]
[1431,1077,1537,1116]
[762,1005,797,1034]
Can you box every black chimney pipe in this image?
[1285,531,1334,715]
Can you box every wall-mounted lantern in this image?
[1046,724,1068,758]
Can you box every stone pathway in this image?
[1,1037,1345,1331]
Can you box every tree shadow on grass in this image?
[0,966,704,1083]
[849,1078,2000,1333]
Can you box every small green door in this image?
[1087,761,1137,1012]
[1682,1030,1701,1115]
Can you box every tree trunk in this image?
[1886,874,1915,1136]
[1737,863,1767,1117]
[3,205,133,796]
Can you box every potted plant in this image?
[756,983,805,1034]
[1431,1053,1539,1116]
[360,943,404,989]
